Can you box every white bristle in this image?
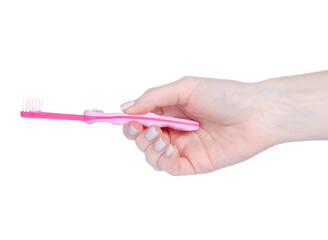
[22,98,43,112]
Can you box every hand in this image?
[121,71,328,175]
[121,76,273,175]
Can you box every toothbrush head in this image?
[22,98,43,112]
[21,99,85,121]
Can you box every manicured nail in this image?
[120,100,135,111]
[128,124,138,135]
[145,126,158,141]
[165,144,173,157]
[154,137,165,152]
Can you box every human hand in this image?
[121,76,273,175]
[121,72,328,175]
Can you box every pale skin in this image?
[122,70,328,175]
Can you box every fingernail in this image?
[145,126,158,141]
[165,144,173,157]
[154,137,165,152]
[128,124,138,135]
[120,100,135,111]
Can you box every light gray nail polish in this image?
[128,124,138,135]
[165,144,173,157]
[145,126,158,141]
[154,137,165,152]
[120,100,135,110]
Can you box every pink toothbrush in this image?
[20,99,199,131]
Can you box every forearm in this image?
[256,70,328,144]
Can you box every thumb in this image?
[120,77,194,114]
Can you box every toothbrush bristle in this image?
[23,99,43,112]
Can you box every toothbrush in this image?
[20,99,199,131]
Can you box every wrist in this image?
[253,72,328,145]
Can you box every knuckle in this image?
[135,139,146,152]
[179,76,195,83]
[143,87,155,96]
[165,168,179,176]
[144,149,155,166]
[159,159,180,176]
[144,145,163,171]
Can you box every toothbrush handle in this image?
[84,111,199,131]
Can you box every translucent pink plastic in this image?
[21,110,199,131]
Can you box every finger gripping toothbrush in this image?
[20,99,199,131]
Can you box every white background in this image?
[0,0,327,239]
